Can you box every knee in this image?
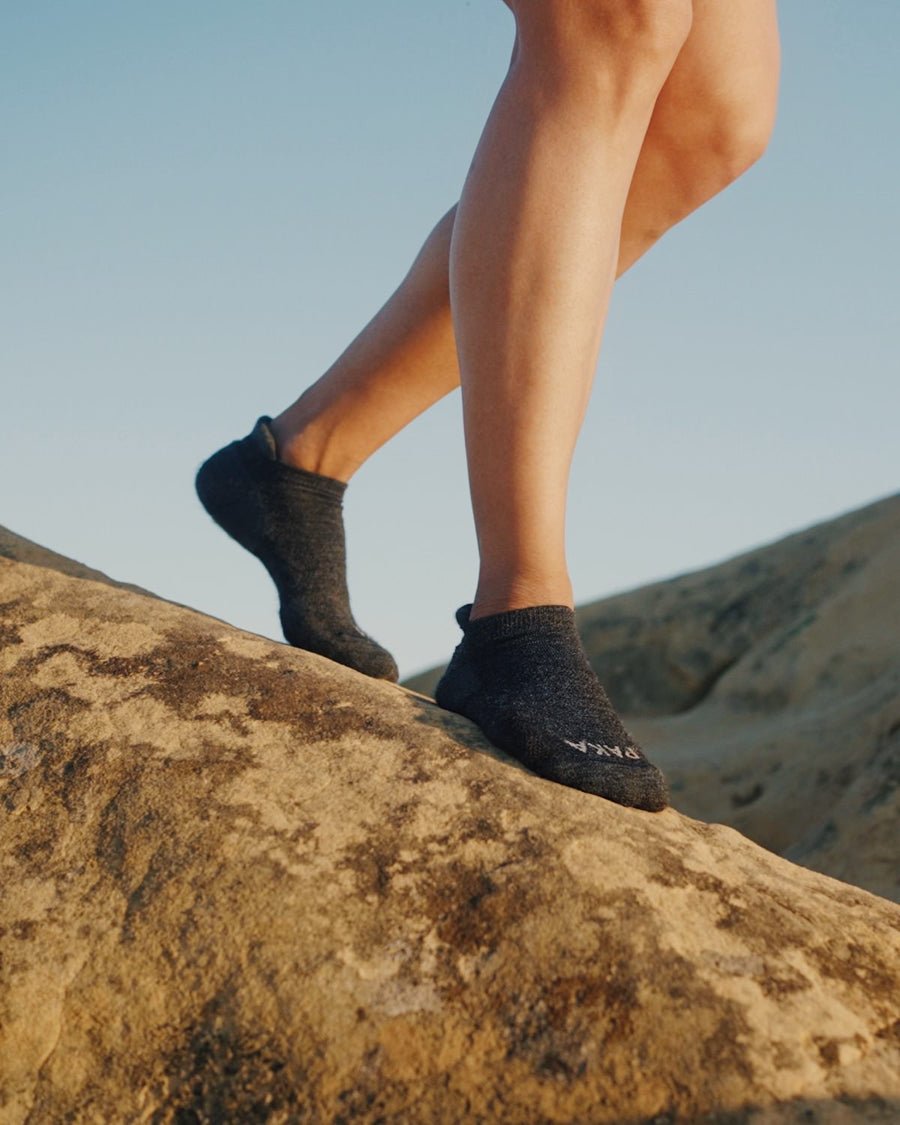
[702,102,776,191]
[691,95,777,204]
[509,0,694,81]
[650,84,778,227]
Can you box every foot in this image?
[195,417,398,681]
[435,604,667,811]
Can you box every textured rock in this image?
[0,525,153,598]
[406,494,900,904]
[2,533,900,1125]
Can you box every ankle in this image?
[269,414,357,483]
[470,576,574,622]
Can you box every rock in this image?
[0,524,153,598]
[1,532,899,1124]
[405,494,900,904]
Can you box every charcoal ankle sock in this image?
[195,417,398,681]
[435,604,667,811]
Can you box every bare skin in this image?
[270,0,780,621]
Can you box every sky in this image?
[2,2,898,679]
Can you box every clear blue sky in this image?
[2,2,898,678]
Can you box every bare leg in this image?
[430,0,733,811]
[619,0,779,269]
[272,207,459,482]
[453,0,695,616]
[272,0,779,488]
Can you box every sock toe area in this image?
[480,710,669,812]
[537,753,669,812]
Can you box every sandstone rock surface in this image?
[2,531,900,1124]
[407,494,900,904]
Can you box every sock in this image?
[195,417,398,681]
[435,604,668,811]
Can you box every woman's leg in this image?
[271,0,779,485]
[271,206,460,482]
[619,0,779,271]
[451,0,695,618]
[430,0,693,812]
[434,0,775,813]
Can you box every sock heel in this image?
[195,444,265,554]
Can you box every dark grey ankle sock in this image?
[435,604,668,811]
[195,417,398,681]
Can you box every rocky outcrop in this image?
[407,494,900,904]
[2,531,899,1124]
[0,525,153,598]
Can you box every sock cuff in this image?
[248,417,347,503]
[456,603,578,645]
